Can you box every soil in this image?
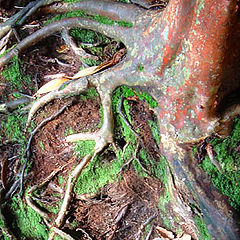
[0,11,167,239]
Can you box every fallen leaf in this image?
[44,73,66,80]
[156,226,175,239]
[67,65,100,79]
[34,77,69,96]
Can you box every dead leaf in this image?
[34,77,69,96]
[67,65,100,79]
[156,226,175,239]
[56,44,70,53]
[44,73,66,80]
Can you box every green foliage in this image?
[10,196,48,239]
[200,117,240,210]
[194,216,211,240]
[1,56,32,91]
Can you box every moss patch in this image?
[200,117,240,210]
[10,196,48,239]
[1,56,32,92]
[194,216,211,240]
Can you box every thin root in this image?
[20,102,72,195]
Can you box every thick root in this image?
[0,16,129,68]
[42,0,145,23]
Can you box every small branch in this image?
[136,213,157,240]
[0,0,60,40]
[0,97,33,114]
[76,228,93,240]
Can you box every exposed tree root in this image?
[0,0,60,40]
[41,0,146,22]
[26,77,88,128]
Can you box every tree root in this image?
[0,0,60,40]
[19,102,72,195]
[41,0,145,23]
[0,16,129,68]
[26,77,88,128]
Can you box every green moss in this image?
[73,140,96,158]
[148,120,160,145]
[74,152,123,194]
[45,10,132,28]
[194,216,211,240]
[79,87,99,101]
[10,196,48,239]
[0,218,10,240]
[1,56,32,91]
[58,175,65,186]
[1,113,27,143]
[200,117,240,210]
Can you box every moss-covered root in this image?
[26,77,88,129]
[42,0,145,23]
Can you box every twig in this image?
[0,97,33,113]
[19,102,71,195]
[51,226,75,240]
[136,213,157,240]
[76,228,93,240]
[145,224,154,240]
[122,140,130,158]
